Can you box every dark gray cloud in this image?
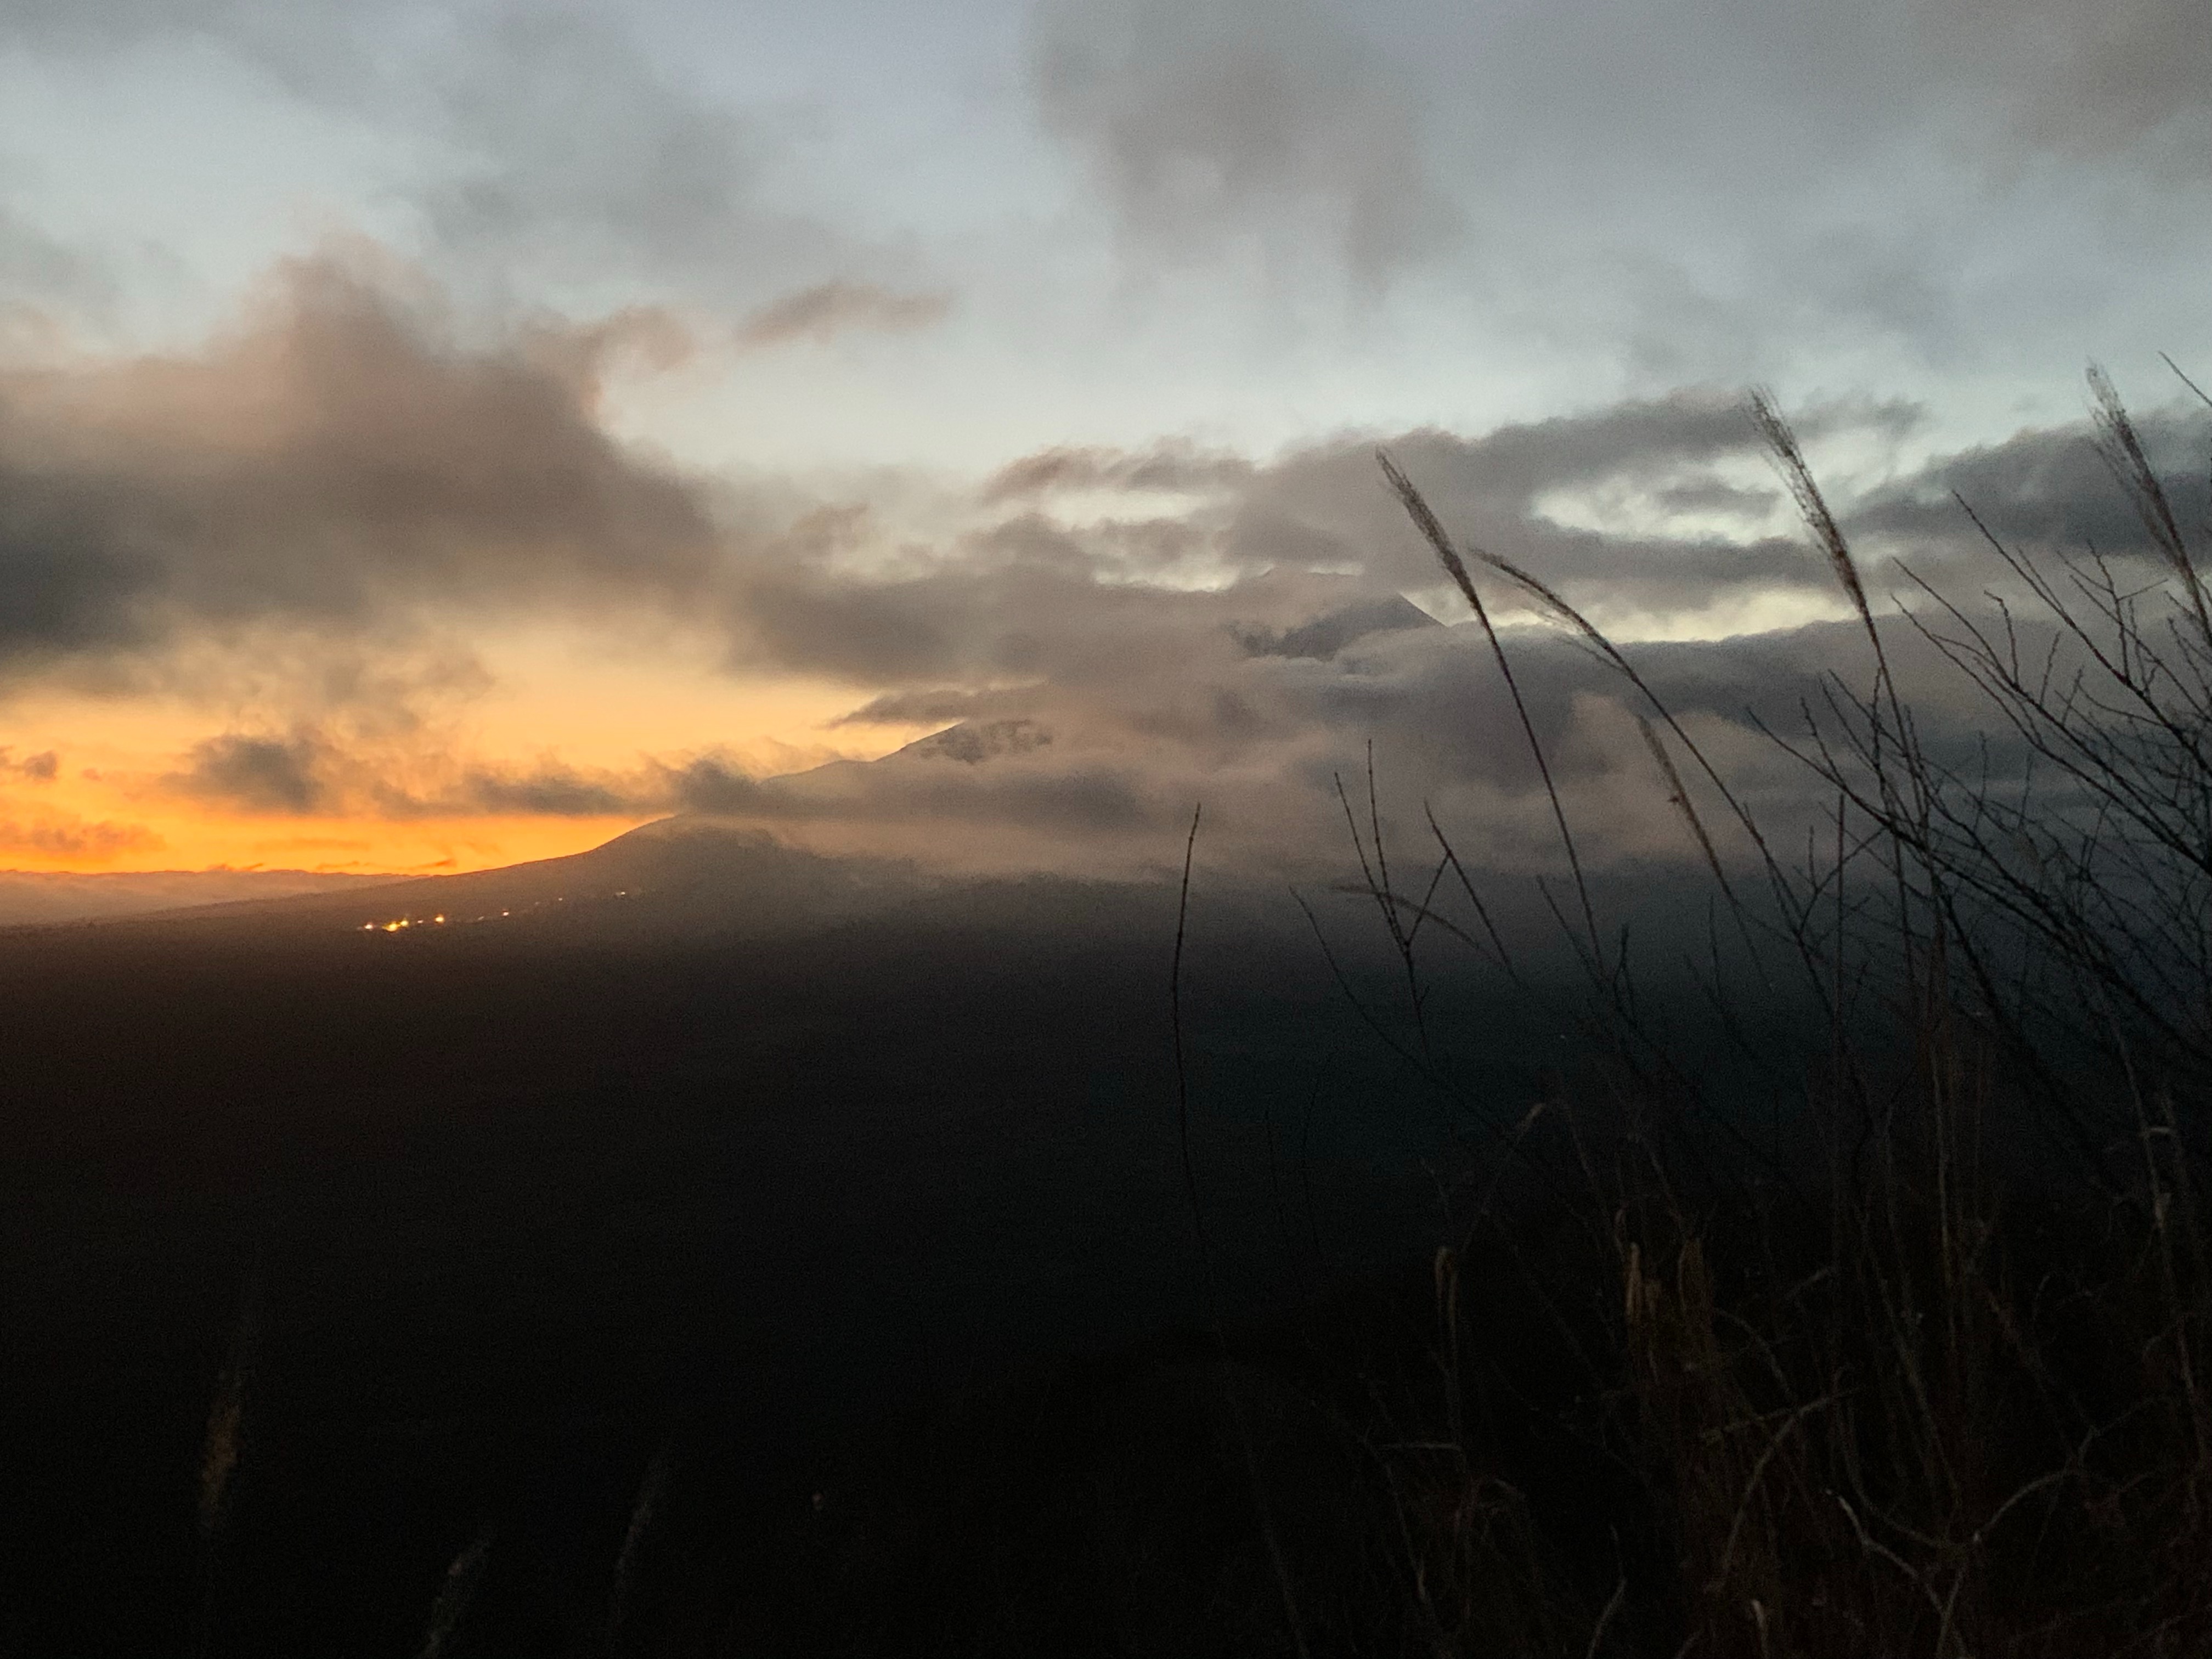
[413,6,850,301]
[1030,0,1458,284]
[0,202,110,314]
[1209,392,2209,631]
[1204,395,1889,625]
[629,607,1842,876]
[899,718,1052,764]
[981,442,1255,504]
[162,718,703,821]
[1437,0,2209,182]
[450,765,635,818]
[1239,596,1437,661]
[169,732,326,814]
[692,595,2103,881]
[0,256,717,674]
[159,723,678,821]
[0,257,1325,699]
[5,0,2200,402]
[0,0,349,74]
[1022,0,2205,379]
[8,256,2197,693]
[0,814,159,859]
[8,245,2202,883]
[826,687,1024,728]
[736,282,953,348]
[661,391,2207,876]
[1920,0,2211,157]
[0,1,890,311]
[1852,406,2212,569]
[4,0,2198,407]
[0,748,59,781]
[669,740,1158,845]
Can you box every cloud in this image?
[4,0,2200,408]
[1018,0,2201,373]
[120,364,2194,878]
[674,599,2063,881]
[0,811,160,861]
[1850,404,2212,567]
[413,7,850,301]
[1918,0,2211,157]
[736,282,953,348]
[11,255,2199,697]
[662,755,765,816]
[1195,394,1900,629]
[0,202,111,317]
[0,253,717,675]
[657,389,2208,876]
[680,738,1156,840]
[0,0,354,67]
[452,764,635,818]
[1017,0,2205,387]
[1030,0,1458,284]
[980,442,1254,504]
[0,749,59,781]
[0,1,876,310]
[827,687,1023,728]
[168,732,327,814]
[159,723,671,821]
[150,719,789,826]
[899,718,1053,765]
[6,244,2204,884]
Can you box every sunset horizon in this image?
[8,4,2211,1651]
[3,1,2201,888]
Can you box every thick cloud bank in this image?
[2,256,2205,877]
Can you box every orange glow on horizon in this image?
[0,631,939,875]
[0,802,663,876]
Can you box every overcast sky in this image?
[0,0,2204,876]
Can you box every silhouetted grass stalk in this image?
[1359,367,2212,1656]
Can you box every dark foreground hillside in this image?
[9,836,2212,1659]
[13,817,2207,1657]
[15,662,2212,1658]
[11,389,2212,1655]
[2,840,1502,1657]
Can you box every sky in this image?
[0,0,2204,876]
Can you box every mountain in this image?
[12,590,1443,936]
[99,815,939,943]
[1235,592,1441,659]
